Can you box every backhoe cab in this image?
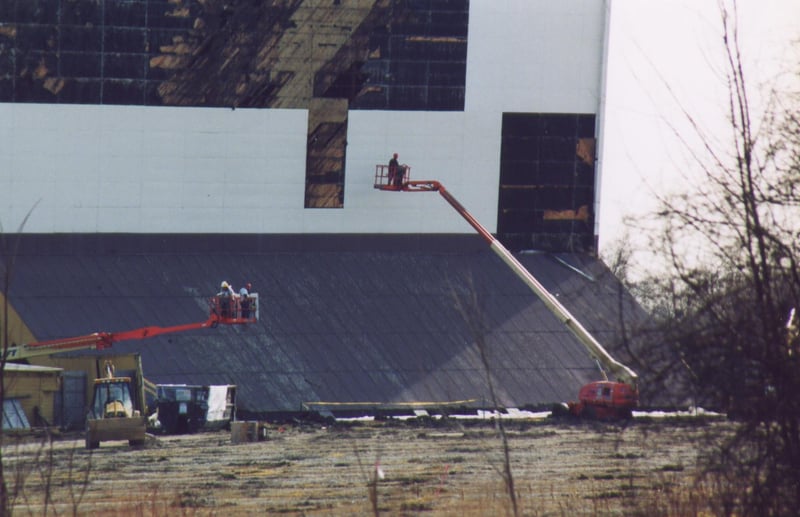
[86,361,146,449]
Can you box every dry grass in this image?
[2,417,736,516]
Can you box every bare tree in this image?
[633,2,800,513]
[451,276,518,517]
[1,204,39,517]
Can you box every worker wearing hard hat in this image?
[217,281,236,318]
[218,281,235,297]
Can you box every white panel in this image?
[99,181,141,208]
[138,207,176,232]
[181,181,224,209]
[223,181,268,209]
[97,207,141,232]
[142,130,181,158]
[466,0,605,114]
[55,207,98,232]
[140,154,186,182]
[301,210,345,233]
[264,182,305,209]
[141,181,184,208]
[261,208,304,233]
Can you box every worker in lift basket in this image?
[239,282,252,319]
[388,152,405,187]
[217,280,236,318]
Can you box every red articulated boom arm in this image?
[374,169,638,388]
[5,293,258,362]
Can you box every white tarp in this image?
[206,385,230,423]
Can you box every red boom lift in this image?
[5,292,258,447]
[374,165,638,419]
[5,294,258,362]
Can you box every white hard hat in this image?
[221,281,229,288]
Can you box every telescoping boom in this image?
[5,292,259,362]
[374,165,638,419]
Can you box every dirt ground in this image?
[2,415,729,516]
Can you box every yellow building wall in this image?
[4,369,61,427]
[0,292,37,346]
[30,354,144,411]
[2,296,144,425]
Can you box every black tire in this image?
[85,421,100,449]
[550,403,570,418]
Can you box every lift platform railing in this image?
[374,164,412,190]
[209,293,259,323]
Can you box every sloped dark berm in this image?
[6,233,672,419]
